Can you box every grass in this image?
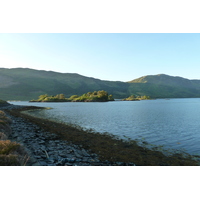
[0,140,29,166]
[0,110,29,166]
[0,110,12,140]
[0,140,20,154]
[0,154,20,166]
[4,106,200,166]
[0,110,12,124]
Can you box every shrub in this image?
[0,140,29,166]
[0,132,7,140]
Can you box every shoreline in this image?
[2,105,124,166]
[0,105,31,166]
[2,104,200,166]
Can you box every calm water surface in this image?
[10,98,200,155]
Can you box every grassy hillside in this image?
[1,68,200,100]
[129,74,199,88]
[0,68,129,100]
[128,74,200,98]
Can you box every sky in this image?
[1,33,200,82]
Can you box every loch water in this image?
[11,98,200,155]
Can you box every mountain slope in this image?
[0,68,129,100]
[1,68,200,100]
[128,74,200,98]
[129,74,196,88]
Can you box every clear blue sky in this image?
[1,33,200,82]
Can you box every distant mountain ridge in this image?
[129,74,196,88]
[0,68,200,100]
[128,74,200,98]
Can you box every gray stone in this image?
[47,159,55,164]
[34,155,42,159]
[4,107,133,166]
[115,162,124,166]
[75,159,82,162]
[59,153,67,157]
[39,161,48,166]
[67,158,76,163]
[38,140,45,144]
[64,163,73,166]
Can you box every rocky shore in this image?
[1,104,199,166]
[2,104,135,166]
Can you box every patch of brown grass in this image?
[0,140,29,166]
[0,110,6,116]
[0,110,12,138]
[0,140,20,154]
[0,110,12,124]
[0,154,20,166]
[0,110,29,166]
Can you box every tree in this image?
[58,94,65,99]
[108,94,114,101]
[39,94,48,101]
[70,95,79,99]
[97,90,109,101]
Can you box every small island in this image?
[122,95,151,101]
[30,90,115,102]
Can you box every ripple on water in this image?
[11,99,200,155]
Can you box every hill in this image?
[0,68,129,100]
[1,68,200,100]
[128,74,200,98]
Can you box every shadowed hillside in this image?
[0,68,129,100]
[1,68,200,100]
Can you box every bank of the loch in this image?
[2,105,200,166]
[0,104,30,166]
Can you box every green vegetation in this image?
[30,90,115,102]
[30,93,70,102]
[69,90,114,102]
[122,94,151,101]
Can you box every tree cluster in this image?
[70,90,114,102]
[122,95,151,101]
[30,90,114,102]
